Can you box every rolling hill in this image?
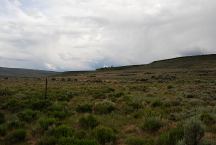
[1,54,215,77]
[0,67,58,77]
[97,54,216,71]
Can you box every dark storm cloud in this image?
[0,0,215,70]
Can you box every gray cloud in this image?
[0,0,216,71]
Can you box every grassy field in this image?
[0,55,216,145]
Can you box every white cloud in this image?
[0,0,216,70]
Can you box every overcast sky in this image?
[0,0,216,71]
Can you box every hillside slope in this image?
[149,54,216,69]
[97,54,216,71]
[0,67,58,77]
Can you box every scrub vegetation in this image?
[0,55,216,145]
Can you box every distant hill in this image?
[148,54,216,69]
[1,54,215,77]
[97,54,216,71]
[0,67,58,77]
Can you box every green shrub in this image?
[177,140,186,145]
[113,92,124,98]
[183,119,204,145]
[76,103,93,113]
[74,130,87,139]
[48,125,74,138]
[94,126,116,145]
[49,102,68,111]
[7,118,24,129]
[5,129,26,144]
[18,109,38,122]
[167,85,174,89]
[201,140,216,145]
[3,98,24,112]
[121,104,135,114]
[79,115,99,129]
[128,97,143,110]
[57,137,76,145]
[76,139,99,145]
[200,113,215,125]
[50,110,68,119]
[58,137,99,145]
[94,100,115,114]
[49,110,67,119]
[48,102,69,119]
[31,99,52,110]
[0,88,13,96]
[39,117,57,130]
[164,100,180,107]
[58,91,76,101]
[142,117,162,132]
[38,136,57,145]
[151,99,163,107]
[133,111,144,119]
[0,112,5,124]
[126,137,146,145]
[0,124,7,136]
[157,126,184,145]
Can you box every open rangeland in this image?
[0,55,216,145]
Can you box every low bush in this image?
[79,115,99,129]
[133,111,144,119]
[49,110,68,119]
[94,100,115,114]
[39,137,99,145]
[183,119,204,145]
[59,137,99,145]
[127,97,143,110]
[0,88,13,96]
[48,125,74,138]
[200,112,215,125]
[157,126,184,145]
[94,126,116,145]
[31,99,52,111]
[18,109,38,122]
[5,129,26,144]
[76,139,99,145]
[3,98,24,112]
[177,140,186,145]
[48,102,69,119]
[58,91,77,101]
[113,92,124,98]
[0,124,7,136]
[126,137,146,145]
[74,130,87,139]
[7,119,24,129]
[49,111,69,119]
[176,120,205,145]
[142,117,162,132]
[0,112,5,124]
[167,85,174,89]
[37,136,57,145]
[151,99,163,108]
[76,103,93,113]
[39,117,57,130]
[58,137,79,145]
[164,99,181,107]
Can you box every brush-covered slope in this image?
[97,54,216,71]
[0,67,58,77]
[149,54,216,69]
